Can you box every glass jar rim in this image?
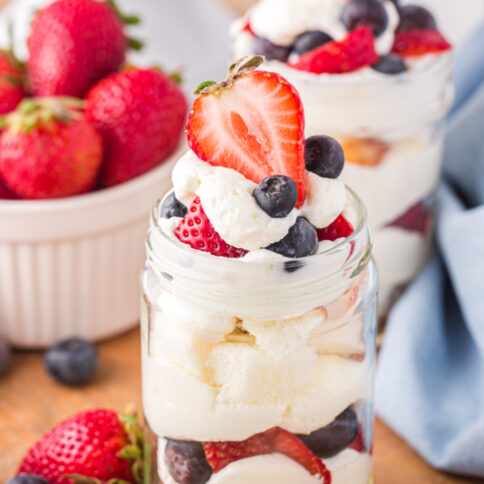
[148,185,368,268]
[145,186,372,320]
[268,51,453,87]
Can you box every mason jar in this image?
[141,187,378,484]
[232,24,453,319]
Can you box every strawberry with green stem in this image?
[0,97,103,199]
[18,407,144,484]
[85,67,187,187]
[0,23,25,114]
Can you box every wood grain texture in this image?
[0,329,479,483]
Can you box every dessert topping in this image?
[175,197,248,258]
[317,215,354,242]
[253,175,298,218]
[291,26,379,74]
[305,135,345,179]
[267,216,318,258]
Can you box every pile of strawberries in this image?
[0,0,187,200]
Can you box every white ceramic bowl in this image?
[0,144,184,348]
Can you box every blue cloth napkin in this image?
[376,23,484,478]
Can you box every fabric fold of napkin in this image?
[376,22,484,478]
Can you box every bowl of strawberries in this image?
[0,0,188,347]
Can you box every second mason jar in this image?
[141,188,378,484]
[255,54,453,319]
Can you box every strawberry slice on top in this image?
[391,29,451,57]
[187,56,306,207]
[203,427,331,483]
[291,26,378,74]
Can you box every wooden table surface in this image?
[0,329,479,483]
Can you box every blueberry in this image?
[298,407,359,458]
[253,37,291,62]
[305,135,345,179]
[161,192,187,219]
[267,217,318,258]
[6,475,50,484]
[397,5,436,31]
[341,0,389,37]
[371,54,407,74]
[0,337,11,376]
[253,176,298,218]
[44,338,98,386]
[293,30,333,56]
[165,439,212,484]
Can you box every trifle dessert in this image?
[141,57,378,484]
[231,0,453,314]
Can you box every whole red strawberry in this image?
[0,98,103,199]
[0,177,16,199]
[175,196,248,258]
[0,51,24,114]
[85,68,187,187]
[28,0,140,97]
[18,408,143,484]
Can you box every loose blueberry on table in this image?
[44,337,98,386]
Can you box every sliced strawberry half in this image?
[317,215,354,242]
[272,428,331,483]
[174,196,248,258]
[187,57,306,207]
[392,29,451,57]
[203,429,273,473]
[203,427,330,483]
[291,26,378,74]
